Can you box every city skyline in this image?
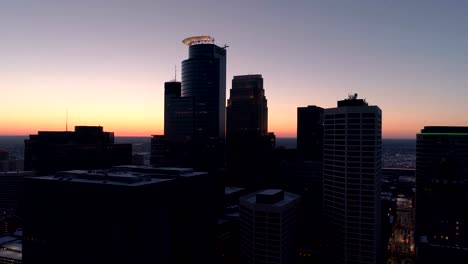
[2,1,468,138]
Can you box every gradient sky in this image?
[2,0,468,138]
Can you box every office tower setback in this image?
[164,81,194,142]
[23,166,217,264]
[297,105,324,160]
[226,75,275,187]
[415,126,468,263]
[240,189,300,264]
[227,75,267,136]
[323,94,382,264]
[24,126,131,175]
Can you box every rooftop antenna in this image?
[175,65,177,82]
[66,108,68,132]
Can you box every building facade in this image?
[227,75,267,137]
[225,74,275,187]
[297,105,324,161]
[23,166,217,264]
[153,36,226,170]
[323,95,382,264]
[181,36,227,140]
[415,126,468,263]
[240,189,300,264]
[164,81,194,142]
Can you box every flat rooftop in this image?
[225,187,245,195]
[33,170,174,186]
[30,165,208,186]
[111,165,207,178]
[0,236,21,261]
[241,189,300,207]
[0,249,21,261]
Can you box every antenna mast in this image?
[66,108,68,132]
[175,65,177,82]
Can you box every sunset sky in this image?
[2,1,468,138]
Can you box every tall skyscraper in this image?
[297,105,324,161]
[153,36,227,170]
[227,75,267,136]
[225,74,275,187]
[181,36,226,140]
[24,126,132,175]
[240,189,300,264]
[415,126,468,263]
[323,94,382,264]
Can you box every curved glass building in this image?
[181,40,227,139]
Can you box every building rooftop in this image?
[337,93,369,107]
[183,36,214,46]
[0,236,16,245]
[419,126,468,135]
[225,186,245,195]
[0,236,21,261]
[33,169,174,186]
[0,249,21,261]
[30,165,208,186]
[111,165,207,178]
[241,189,300,207]
[233,74,262,79]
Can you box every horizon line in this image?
[0,134,417,140]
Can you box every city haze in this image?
[2,1,468,137]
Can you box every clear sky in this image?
[2,0,468,138]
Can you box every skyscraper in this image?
[153,36,227,170]
[297,105,324,161]
[415,126,468,263]
[181,36,226,140]
[323,94,382,264]
[225,74,275,187]
[227,75,267,136]
[240,189,300,264]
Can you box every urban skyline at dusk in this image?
[2,1,468,138]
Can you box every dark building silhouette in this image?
[0,149,24,173]
[227,75,267,136]
[151,36,226,170]
[24,126,131,175]
[0,171,35,218]
[240,189,300,264]
[225,74,275,187]
[278,159,322,263]
[23,166,217,264]
[182,36,226,140]
[323,94,382,264]
[0,149,8,161]
[164,81,194,142]
[415,126,468,263]
[216,187,251,264]
[297,105,324,161]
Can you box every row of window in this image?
[325,113,377,119]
